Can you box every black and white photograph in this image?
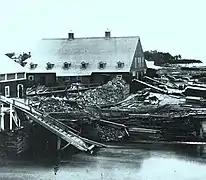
[0,0,206,179]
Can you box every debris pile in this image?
[24,74,206,144]
[0,129,28,157]
[96,124,126,142]
[26,85,48,95]
[37,97,78,113]
[80,77,129,107]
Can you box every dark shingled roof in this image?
[26,36,140,76]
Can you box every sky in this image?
[0,0,206,63]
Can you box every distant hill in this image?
[144,50,202,66]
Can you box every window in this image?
[46,62,54,70]
[28,75,34,81]
[0,74,5,81]
[64,62,69,69]
[99,62,104,69]
[82,63,86,69]
[134,57,137,68]
[62,76,71,82]
[136,72,139,79]
[17,84,24,98]
[138,57,141,67]
[65,77,71,81]
[63,62,71,69]
[117,61,124,68]
[116,75,122,78]
[7,73,15,80]
[76,76,82,82]
[141,57,145,66]
[5,86,10,97]
[99,62,106,69]
[81,61,88,69]
[17,73,25,79]
[30,63,38,69]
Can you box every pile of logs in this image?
[79,77,129,107]
[32,77,129,113]
[37,97,80,113]
[28,76,206,144]
[95,124,126,142]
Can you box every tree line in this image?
[144,50,202,66]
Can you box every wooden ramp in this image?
[132,79,168,94]
[144,76,166,86]
[0,96,106,152]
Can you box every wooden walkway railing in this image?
[0,95,106,152]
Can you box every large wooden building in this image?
[23,31,146,85]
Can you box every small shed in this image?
[145,60,162,78]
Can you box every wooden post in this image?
[57,137,61,150]
[1,113,4,131]
[0,103,1,131]
[199,120,204,140]
[18,117,21,127]
[10,103,13,130]
[0,104,4,131]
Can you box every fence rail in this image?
[0,95,106,150]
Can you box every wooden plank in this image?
[128,127,160,134]
[132,79,168,94]
[0,95,102,151]
[145,76,166,85]
[100,119,126,128]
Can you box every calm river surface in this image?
[0,144,206,180]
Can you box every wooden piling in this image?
[9,103,12,131]
[57,137,61,150]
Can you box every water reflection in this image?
[1,145,206,180]
[140,156,206,180]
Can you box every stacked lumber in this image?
[100,102,205,142]
[26,85,48,95]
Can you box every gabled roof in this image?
[25,36,140,76]
[0,55,26,75]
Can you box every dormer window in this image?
[117,61,124,68]
[99,62,104,69]
[99,62,106,69]
[46,62,54,70]
[63,62,71,69]
[30,63,38,69]
[81,61,89,69]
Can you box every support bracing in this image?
[57,137,61,150]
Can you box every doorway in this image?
[17,84,24,98]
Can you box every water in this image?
[0,145,206,180]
